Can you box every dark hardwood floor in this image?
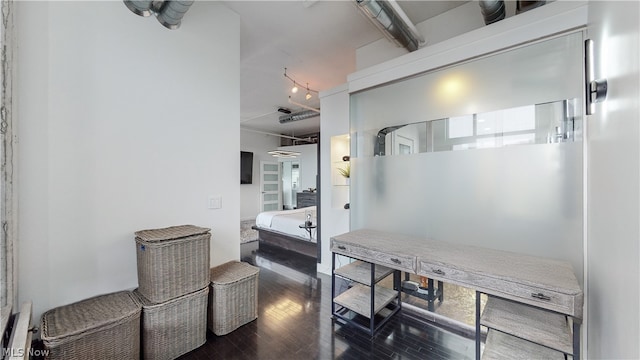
[179,242,475,360]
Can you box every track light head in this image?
[305,83,312,100]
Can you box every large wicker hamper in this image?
[135,224,210,303]
[208,260,260,335]
[133,287,208,360]
[40,291,141,360]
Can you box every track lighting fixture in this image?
[305,83,312,100]
[284,68,318,101]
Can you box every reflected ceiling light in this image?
[442,77,463,94]
[284,68,318,100]
[267,150,301,158]
[435,73,469,105]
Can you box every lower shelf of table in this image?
[334,284,398,318]
[482,329,565,360]
[480,295,573,354]
[333,303,399,335]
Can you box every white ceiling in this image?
[223,1,468,138]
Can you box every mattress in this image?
[255,206,317,241]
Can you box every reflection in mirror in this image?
[374,99,580,156]
[281,161,300,209]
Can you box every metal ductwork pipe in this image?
[355,0,424,52]
[279,110,320,124]
[124,0,193,29]
[516,0,546,14]
[479,0,506,25]
[155,0,194,30]
[124,0,153,17]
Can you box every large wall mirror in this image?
[276,143,318,210]
[281,160,301,209]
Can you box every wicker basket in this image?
[40,291,141,360]
[208,261,260,335]
[133,287,208,360]
[135,224,211,303]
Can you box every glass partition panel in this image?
[350,32,584,282]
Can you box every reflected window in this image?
[375,99,579,156]
[448,115,474,138]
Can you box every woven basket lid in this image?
[132,287,208,309]
[41,291,140,341]
[134,224,210,242]
[210,261,259,285]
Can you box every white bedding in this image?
[255,206,317,241]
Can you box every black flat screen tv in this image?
[240,151,253,184]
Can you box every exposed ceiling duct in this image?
[478,0,506,25]
[124,0,153,16]
[516,0,546,14]
[279,110,320,124]
[156,1,194,29]
[479,1,547,26]
[354,0,425,52]
[124,0,194,30]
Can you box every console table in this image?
[331,229,583,359]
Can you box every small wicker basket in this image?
[134,287,208,360]
[208,260,260,335]
[40,291,141,360]
[135,224,211,303]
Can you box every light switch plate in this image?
[208,196,222,209]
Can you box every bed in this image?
[252,206,317,259]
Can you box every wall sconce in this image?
[585,39,608,115]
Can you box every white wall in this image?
[586,1,640,358]
[240,131,279,220]
[318,85,350,275]
[16,1,240,321]
[277,144,318,192]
